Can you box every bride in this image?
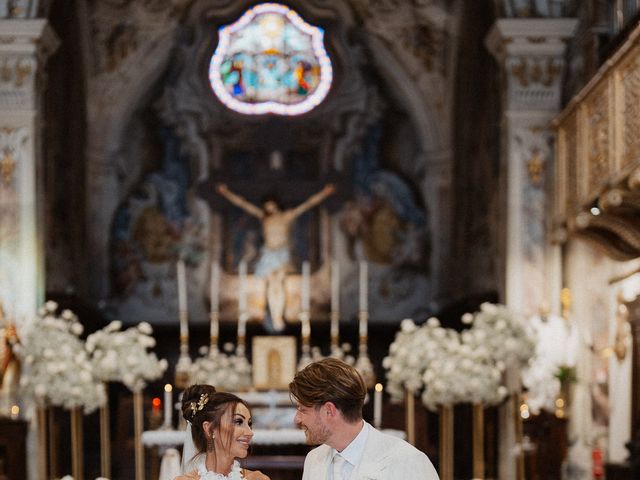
[175,385,270,480]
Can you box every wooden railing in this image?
[553,22,640,260]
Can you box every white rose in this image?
[137,322,153,335]
[107,320,122,332]
[426,317,440,328]
[71,323,84,336]
[44,300,58,312]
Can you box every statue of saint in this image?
[217,183,335,331]
[614,292,630,362]
[0,303,19,415]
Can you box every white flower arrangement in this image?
[466,303,536,373]
[383,304,534,411]
[521,313,579,413]
[382,318,444,403]
[15,301,106,414]
[86,320,168,392]
[188,343,252,391]
[329,343,356,365]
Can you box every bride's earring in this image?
[207,434,215,453]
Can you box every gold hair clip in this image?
[189,393,209,419]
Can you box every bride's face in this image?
[215,403,254,459]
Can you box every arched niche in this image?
[101,0,446,325]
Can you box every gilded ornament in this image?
[14,61,31,88]
[0,151,15,185]
[526,148,544,186]
[560,287,571,319]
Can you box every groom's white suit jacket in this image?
[301,424,440,480]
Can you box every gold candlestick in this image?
[514,393,525,480]
[175,328,191,389]
[355,310,375,388]
[439,404,454,480]
[71,407,84,480]
[36,405,48,480]
[472,403,485,479]
[298,310,312,370]
[100,394,111,479]
[133,390,144,480]
[330,310,341,356]
[210,310,220,353]
[236,311,248,357]
[49,407,59,478]
[405,389,415,445]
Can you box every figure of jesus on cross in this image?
[217,183,336,331]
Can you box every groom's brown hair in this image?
[289,358,366,422]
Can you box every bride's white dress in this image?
[181,424,244,480]
[189,456,244,480]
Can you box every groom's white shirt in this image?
[301,422,440,480]
[329,420,369,479]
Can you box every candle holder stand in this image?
[209,310,220,354]
[298,310,312,370]
[355,311,375,388]
[236,311,248,357]
[175,335,191,389]
[330,310,342,357]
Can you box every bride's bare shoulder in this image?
[174,470,200,480]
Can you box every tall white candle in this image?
[164,384,173,427]
[177,260,187,312]
[210,261,220,344]
[373,383,383,428]
[359,261,368,312]
[238,312,247,340]
[239,260,247,312]
[238,261,247,342]
[177,260,188,339]
[331,260,339,314]
[302,261,310,312]
[210,261,220,313]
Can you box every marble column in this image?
[486,18,577,479]
[0,18,58,325]
[0,18,59,480]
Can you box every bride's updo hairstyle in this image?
[181,384,250,454]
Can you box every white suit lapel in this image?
[308,444,333,480]
[349,427,389,480]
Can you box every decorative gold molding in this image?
[510,57,562,87]
[526,147,545,185]
[0,150,15,185]
[553,22,640,258]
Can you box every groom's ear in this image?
[323,401,339,417]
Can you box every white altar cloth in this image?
[142,427,405,448]
[142,427,307,447]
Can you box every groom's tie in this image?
[332,453,346,480]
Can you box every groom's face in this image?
[294,403,331,445]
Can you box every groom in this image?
[290,358,440,480]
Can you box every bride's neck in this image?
[206,452,234,476]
